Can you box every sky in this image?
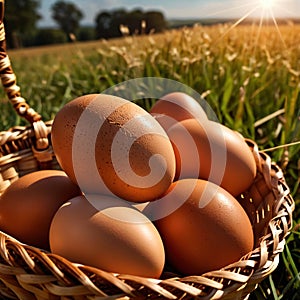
[38,0,300,27]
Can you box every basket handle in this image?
[0,0,42,124]
[0,0,54,158]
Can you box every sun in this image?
[213,0,288,48]
[260,0,276,10]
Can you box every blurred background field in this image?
[1,20,300,299]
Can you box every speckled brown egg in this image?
[0,170,82,250]
[49,194,165,278]
[150,92,208,133]
[167,118,257,196]
[51,94,176,203]
[151,178,254,275]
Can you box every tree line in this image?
[3,0,167,48]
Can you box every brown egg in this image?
[51,94,176,203]
[49,194,165,278]
[0,170,82,250]
[150,92,208,133]
[167,118,257,196]
[151,178,254,275]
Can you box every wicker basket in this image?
[0,1,295,299]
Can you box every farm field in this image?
[1,22,300,299]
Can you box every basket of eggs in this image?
[0,1,295,299]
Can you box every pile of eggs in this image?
[0,92,257,278]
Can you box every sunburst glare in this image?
[260,0,276,10]
[214,0,288,48]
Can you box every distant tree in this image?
[144,11,167,33]
[94,8,167,40]
[125,9,144,35]
[95,8,128,39]
[95,11,114,39]
[51,1,84,41]
[34,29,67,46]
[4,0,41,48]
[110,8,129,36]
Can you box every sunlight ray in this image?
[214,5,261,44]
[253,7,265,54]
[202,2,259,18]
[211,0,290,51]
[269,9,286,47]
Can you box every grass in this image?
[1,22,300,299]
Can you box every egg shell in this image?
[0,170,82,250]
[167,118,257,196]
[49,194,165,278]
[152,178,254,275]
[51,94,176,203]
[150,92,208,133]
